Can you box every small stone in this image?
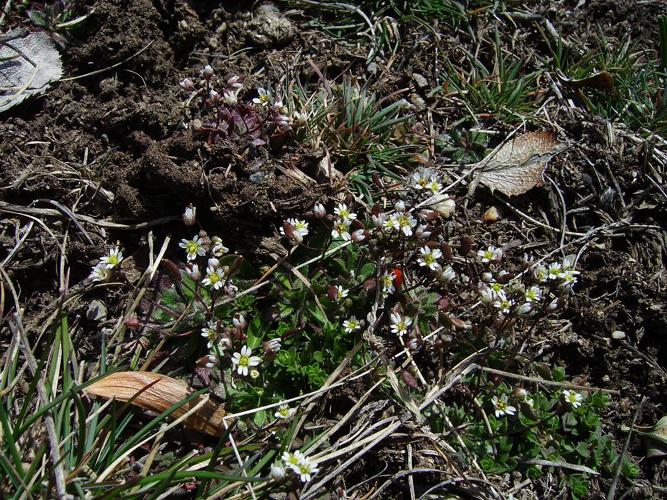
[86,300,107,321]
[611,330,626,340]
[412,72,428,89]
[483,206,502,223]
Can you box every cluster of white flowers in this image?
[178,233,236,296]
[271,450,319,483]
[478,252,580,317]
[410,167,443,194]
[89,247,123,282]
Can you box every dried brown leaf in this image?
[85,371,227,436]
[478,131,566,197]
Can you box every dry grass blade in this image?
[84,371,228,437]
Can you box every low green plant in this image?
[428,376,639,498]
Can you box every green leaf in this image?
[246,316,265,350]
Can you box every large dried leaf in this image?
[0,29,63,112]
[635,415,667,459]
[478,131,566,197]
[85,372,227,436]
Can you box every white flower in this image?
[208,257,220,269]
[200,320,218,348]
[209,89,220,101]
[89,264,111,282]
[535,265,549,282]
[179,78,194,90]
[280,218,309,237]
[334,203,357,222]
[292,111,308,126]
[395,212,417,236]
[383,215,401,232]
[275,404,296,420]
[494,296,513,315]
[253,87,271,106]
[100,247,123,269]
[381,272,396,295]
[223,90,238,105]
[478,245,502,264]
[202,266,225,290]
[372,212,387,228]
[410,168,436,190]
[560,270,579,288]
[201,65,214,78]
[331,219,351,240]
[390,312,412,337]
[548,262,563,280]
[417,246,442,270]
[231,345,261,376]
[492,394,516,418]
[272,99,288,115]
[210,236,229,257]
[525,286,542,302]
[562,389,584,409]
[270,463,286,479]
[282,450,304,470]
[182,205,196,226]
[343,317,361,333]
[333,285,348,302]
[437,265,456,282]
[295,455,319,483]
[427,177,442,194]
[179,235,206,261]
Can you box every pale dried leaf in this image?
[478,131,566,197]
[0,30,63,112]
[85,371,227,436]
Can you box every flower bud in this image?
[208,257,220,269]
[232,313,246,329]
[313,202,326,218]
[460,236,473,256]
[182,204,196,226]
[352,229,367,242]
[179,78,195,90]
[202,64,214,78]
[160,258,183,283]
[481,272,493,282]
[187,264,201,281]
[441,242,453,261]
[282,221,303,244]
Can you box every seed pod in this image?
[460,236,473,256]
[228,256,244,275]
[441,242,453,261]
[401,370,419,388]
[160,259,182,283]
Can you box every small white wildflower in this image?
[395,212,417,236]
[478,245,502,264]
[295,456,319,483]
[280,218,309,237]
[394,200,406,212]
[209,89,220,101]
[547,297,559,311]
[410,167,435,190]
[372,212,387,228]
[232,314,246,329]
[282,450,304,470]
[333,285,348,302]
[89,264,111,282]
[492,394,516,418]
[292,111,308,126]
[275,404,296,420]
[202,266,225,290]
[231,345,261,376]
[210,236,229,257]
[201,65,214,78]
[548,262,563,280]
[525,286,542,302]
[381,272,396,295]
[383,215,401,232]
[331,219,351,241]
[390,312,412,337]
[200,320,218,348]
[223,90,238,105]
[534,265,549,282]
[417,246,442,270]
[343,317,361,333]
[179,235,206,261]
[334,203,357,222]
[179,77,194,90]
[100,247,124,269]
[253,87,271,106]
[560,270,579,288]
[562,389,584,409]
[427,177,442,194]
[494,296,513,315]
